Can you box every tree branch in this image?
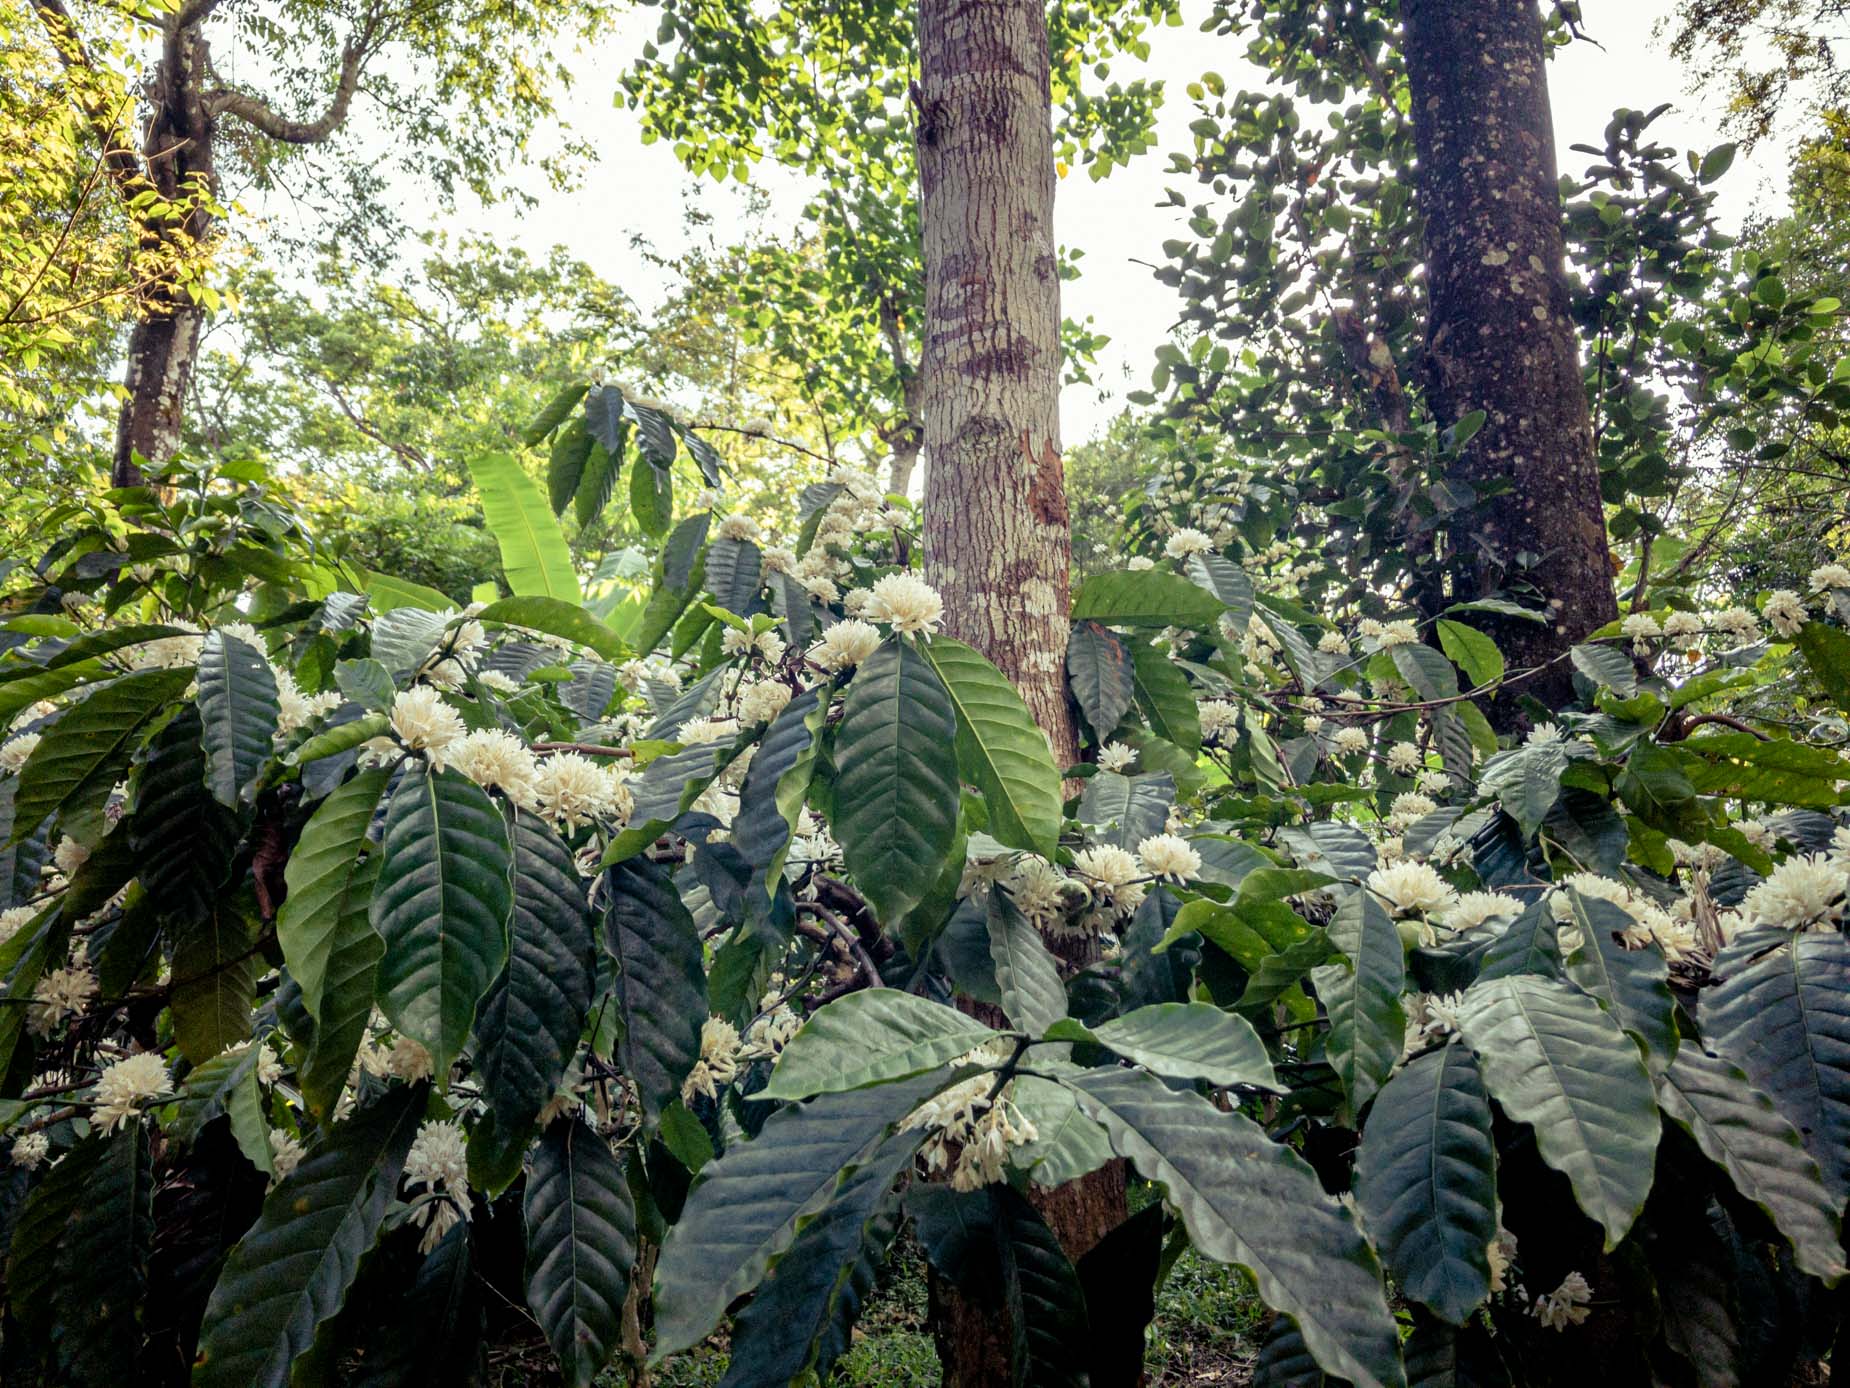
[205,29,370,144]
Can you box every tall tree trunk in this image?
[915,3,1128,1384]
[1403,0,1618,712]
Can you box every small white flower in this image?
[51,836,89,877]
[1006,856,1068,927]
[403,1119,472,1253]
[1620,612,1660,654]
[390,686,466,769]
[864,574,944,637]
[10,1131,50,1170]
[1385,743,1422,775]
[716,513,762,544]
[1763,589,1808,638]
[738,679,794,726]
[1741,854,1846,932]
[682,1017,743,1103]
[1096,741,1137,773]
[477,669,520,695]
[1332,726,1370,756]
[92,1052,172,1133]
[0,905,36,945]
[1163,528,1213,559]
[1198,700,1240,741]
[1376,619,1419,648]
[813,618,882,671]
[28,965,97,1037]
[1127,556,1155,571]
[534,752,623,831]
[1302,714,1325,734]
[1442,891,1520,933]
[1366,861,1459,918]
[450,729,540,808]
[1388,791,1437,828]
[1137,834,1201,882]
[0,732,41,775]
[1533,1272,1593,1331]
[1317,630,1349,654]
[268,1128,306,1184]
[1808,563,1850,592]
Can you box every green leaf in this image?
[130,705,240,924]
[1678,732,1849,809]
[468,451,580,603]
[630,457,674,537]
[1570,642,1637,697]
[761,988,996,1101]
[628,398,680,468]
[651,1072,946,1358]
[989,888,1068,1034]
[995,1184,1091,1388]
[1657,1045,1846,1285]
[1070,1067,1403,1388]
[371,765,513,1074]
[334,657,396,712]
[1131,638,1202,752]
[733,687,827,902]
[1699,141,1737,183]
[278,768,387,1020]
[1076,769,1175,850]
[703,537,761,615]
[1794,621,1850,711]
[1707,931,1850,1202]
[1315,891,1406,1114]
[717,1134,911,1388]
[547,416,595,513]
[832,640,960,923]
[370,606,453,676]
[1066,620,1136,736]
[1085,1002,1278,1089]
[526,381,591,446]
[1561,891,1677,1076]
[171,902,260,1063]
[1185,551,1255,631]
[577,438,624,529]
[194,1085,426,1388]
[365,571,455,614]
[1354,1044,1497,1325]
[525,1118,637,1388]
[477,811,594,1131]
[1477,742,1568,840]
[10,667,192,844]
[1390,643,1459,702]
[1435,620,1503,688]
[477,596,624,661]
[1452,975,1659,1247]
[288,713,390,770]
[604,856,706,1132]
[1072,569,1226,628]
[923,635,1062,856]
[1011,1074,1115,1186]
[169,1040,269,1147]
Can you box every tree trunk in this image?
[1403,0,1618,712]
[915,3,1128,1384]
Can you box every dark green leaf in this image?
[1315,892,1406,1113]
[525,1119,637,1388]
[1086,1002,1278,1089]
[1077,770,1175,850]
[604,856,706,1132]
[760,988,996,1101]
[924,635,1063,856]
[1131,638,1201,752]
[989,888,1068,1035]
[703,537,762,615]
[1066,620,1136,736]
[1071,569,1225,628]
[1570,642,1637,697]
[1560,891,1677,1075]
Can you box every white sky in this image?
[344,0,1788,445]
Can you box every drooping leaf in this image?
[994,1184,1090,1388]
[548,417,595,516]
[1011,1074,1115,1187]
[526,381,591,447]
[1066,620,1136,736]
[1072,569,1225,629]
[1083,1002,1278,1090]
[989,888,1068,1035]
[369,606,453,676]
[1656,1045,1846,1285]
[1131,638,1202,752]
[832,639,960,924]
[468,451,580,603]
[1070,1067,1403,1388]
[476,596,625,662]
[578,437,625,529]
[1560,891,1677,1076]
[651,1072,946,1358]
[476,811,595,1132]
[703,537,762,615]
[923,635,1062,856]
[371,765,514,1074]
[761,988,997,1101]
[193,1085,426,1388]
[1315,892,1406,1113]
[603,856,706,1132]
[733,688,826,902]
[1476,743,1568,840]
[1452,975,1659,1248]
[277,769,387,1020]
[1570,642,1638,697]
[524,1119,637,1388]
[630,456,674,537]
[171,902,260,1064]
[130,705,241,923]
[1185,551,1255,631]
[1354,1044,1498,1325]
[196,630,281,807]
[1435,620,1503,688]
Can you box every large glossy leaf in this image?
[1707,930,1850,1202]
[652,1072,946,1358]
[1476,743,1568,841]
[546,413,595,514]
[194,1085,425,1388]
[468,451,580,602]
[1314,892,1405,1114]
[476,596,625,662]
[923,635,1062,856]
[198,630,280,806]
[1354,1045,1498,1325]
[278,769,387,1019]
[369,606,453,676]
[526,380,590,447]
[1657,1045,1846,1284]
[1066,620,1136,736]
[1130,638,1202,752]
[0,775,51,909]
[578,437,624,529]
[1070,1067,1403,1388]
[371,765,513,1073]
[733,688,825,902]
[1077,769,1175,850]
[1011,1073,1115,1186]
[524,1118,637,1388]
[171,902,260,1063]
[348,1219,483,1387]
[832,639,960,923]
[130,705,241,922]
[1071,569,1225,628]
[477,811,594,1131]
[168,1040,269,1150]
[995,1184,1090,1388]
[988,888,1068,1035]
[9,667,192,843]
[1570,641,1638,696]
[1083,1002,1278,1089]
[604,856,705,1131]
[1453,975,1659,1247]
[1185,551,1255,631]
[704,537,762,615]
[1561,891,1677,1076]
[761,988,997,1101]
[717,1133,913,1388]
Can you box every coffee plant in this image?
[1,379,1847,1387]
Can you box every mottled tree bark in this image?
[915,3,1128,1384]
[1403,0,1618,712]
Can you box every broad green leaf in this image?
[365,570,455,614]
[717,1134,911,1388]
[1011,1074,1115,1187]
[547,416,594,515]
[194,1085,425,1388]
[1707,931,1850,1201]
[1070,1067,1403,1388]
[1077,769,1176,850]
[468,451,580,603]
[525,1119,637,1388]
[733,688,827,902]
[168,1040,269,1148]
[995,1184,1091,1388]
[1678,731,1849,810]
[171,903,259,1064]
[1795,621,1850,711]
[703,536,762,615]
[0,659,102,727]
[1314,893,1405,1114]
[1657,1046,1846,1285]
[1390,642,1459,702]
[630,456,673,537]
[371,765,514,1074]
[1354,1045,1497,1325]
[477,596,625,661]
[1072,569,1226,628]
[1561,891,1677,1075]
[198,631,280,806]
[476,811,594,1131]
[652,1072,947,1358]
[1453,975,1659,1247]
[578,437,624,529]
[832,639,960,923]
[761,988,996,1100]
[1570,642,1637,697]
[989,888,1068,1034]
[10,667,192,844]
[130,705,241,923]
[1131,637,1202,752]
[278,769,387,1018]
[923,635,1062,855]
[1086,1002,1278,1089]
[369,606,453,676]
[334,657,396,711]
[1185,551,1255,631]
[1066,620,1136,736]
[604,856,706,1131]
[288,712,390,768]
[527,381,591,447]
[1477,742,1568,840]
[1435,620,1503,688]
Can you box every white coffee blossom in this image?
[679,716,741,746]
[1740,854,1846,932]
[534,753,625,831]
[0,905,35,945]
[51,836,89,877]
[403,1119,472,1253]
[683,1017,743,1103]
[92,1052,172,1133]
[902,1071,1038,1192]
[10,1131,50,1170]
[1620,612,1660,653]
[1127,556,1155,571]
[1007,856,1068,929]
[28,964,97,1037]
[477,669,520,695]
[1332,726,1370,756]
[0,732,40,775]
[275,669,342,734]
[716,513,762,544]
[451,730,541,807]
[1443,891,1520,933]
[1533,1272,1593,1331]
[1385,742,1422,775]
[1302,714,1325,734]
[1710,606,1761,647]
[1388,792,1437,829]
[741,1003,803,1061]
[865,573,944,636]
[1138,834,1201,882]
[1763,588,1808,637]
[390,686,466,769]
[1808,563,1850,592]
[1661,610,1704,646]
[1096,741,1137,773]
[1317,630,1349,654]
[738,678,795,726]
[813,618,882,671]
[269,1129,306,1185]
[1367,861,1459,918]
[1163,528,1213,559]
[1198,700,1240,741]
[1377,619,1419,648]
